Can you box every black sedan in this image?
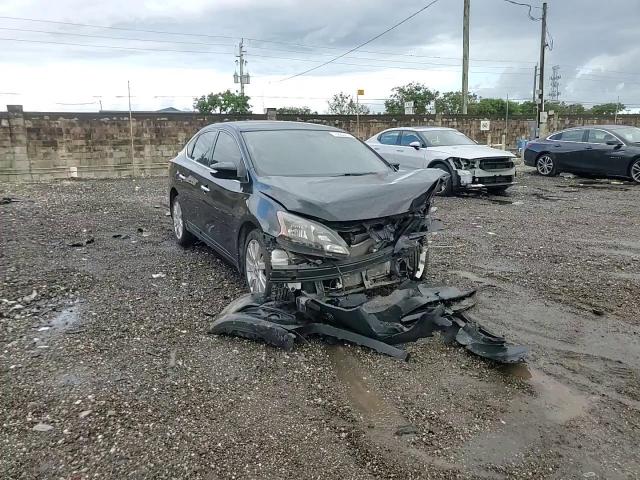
[524,125,640,183]
[168,121,445,299]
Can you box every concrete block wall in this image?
[1,106,639,182]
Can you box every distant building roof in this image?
[156,107,182,112]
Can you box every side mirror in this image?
[606,139,622,147]
[409,141,422,150]
[390,162,400,170]
[210,161,239,179]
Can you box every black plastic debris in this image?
[209,282,528,363]
[67,237,95,247]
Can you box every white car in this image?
[366,127,517,195]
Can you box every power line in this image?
[4,16,640,78]
[0,36,535,75]
[502,0,542,21]
[279,0,441,81]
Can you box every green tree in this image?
[193,90,251,114]
[473,98,509,116]
[384,82,438,114]
[435,91,478,114]
[517,101,538,116]
[327,93,370,115]
[276,106,316,115]
[544,101,586,115]
[589,102,625,115]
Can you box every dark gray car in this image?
[168,121,445,299]
[524,125,640,182]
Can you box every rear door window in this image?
[190,131,217,166]
[378,131,400,145]
[587,129,617,144]
[400,131,423,146]
[211,132,243,167]
[561,129,586,142]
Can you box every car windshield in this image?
[613,126,640,144]
[420,129,477,146]
[242,130,391,176]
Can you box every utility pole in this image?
[127,80,135,176]
[537,2,548,135]
[234,39,250,96]
[462,0,470,114]
[532,64,538,103]
[549,65,561,101]
[505,93,509,148]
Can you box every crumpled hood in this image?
[256,169,445,222]
[429,144,515,160]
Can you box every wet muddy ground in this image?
[1,169,639,479]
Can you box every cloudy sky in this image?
[1,0,639,113]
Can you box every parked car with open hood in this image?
[524,125,640,183]
[168,121,445,299]
[366,127,517,195]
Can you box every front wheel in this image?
[536,153,557,176]
[630,159,640,183]
[434,164,454,196]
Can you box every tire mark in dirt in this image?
[329,345,502,479]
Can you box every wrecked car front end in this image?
[449,156,517,189]
[251,171,444,298]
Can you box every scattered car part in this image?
[209,282,528,363]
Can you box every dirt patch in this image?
[1,173,639,478]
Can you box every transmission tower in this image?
[549,65,561,101]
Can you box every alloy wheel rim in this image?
[632,161,640,183]
[245,239,267,294]
[172,200,183,239]
[537,155,553,175]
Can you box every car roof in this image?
[204,121,342,133]
[563,125,621,131]
[382,126,455,132]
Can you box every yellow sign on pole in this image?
[357,89,365,96]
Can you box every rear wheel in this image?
[536,153,557,176]
[630,159,640,183]
[171,196,194,247]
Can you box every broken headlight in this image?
[276,211,350,258]
[450,157,474,169]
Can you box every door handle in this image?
[176,172,186,181]
[585,146,593,150]
[553,144,561,148]
[396,149,403,152]
[200,185,210,193]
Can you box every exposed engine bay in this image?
[262,179,441,298]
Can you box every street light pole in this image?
[462,0,470,114]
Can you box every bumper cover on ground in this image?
[208,282,528,363]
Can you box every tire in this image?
[487,185,511,194]
[171,195,195,247]
[242,229,290,299]
[536,153,557,176]
[434,163,454,196]
[630,158,640,184]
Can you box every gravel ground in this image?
[1,169,639,479]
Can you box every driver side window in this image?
[587,129,617,144]
[400,131,422,147]
[211,132,243,167]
